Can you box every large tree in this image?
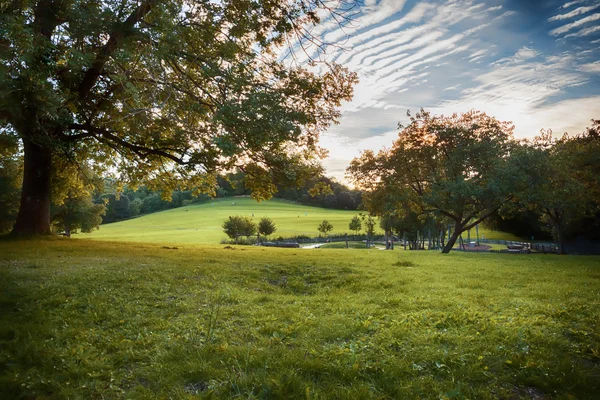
[521,122,600,254]
[348,110,528,253]
[0,131,22,233]
[0,0,357,235]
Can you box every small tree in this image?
[349,215,362,236]
[258,217,277,239]
[223,216,257,243]
[364,214,376,248]
[318,220,333,236]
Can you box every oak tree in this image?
[0,0,357,235]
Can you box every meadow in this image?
[1,238,599,399]
[79,197,520,245]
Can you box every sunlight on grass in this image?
[2,239,597,399]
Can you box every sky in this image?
[291,0,600,182]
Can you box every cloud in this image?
[429,52,591,137]
[562,0,587,9]
[444,84,462,91]
[548,4,600,21]
[304,1,600,183]
[492,46,540,65]
[564,24,600,37]
[579,61,600,73]
[549,12,600,35]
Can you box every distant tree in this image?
[337,191,355,209]
[349,215,362,235]
[129,198,143,218]
[521,123,600,253]
[318,220,333,236]
[258,217,277,238]
[379,214,398,241]
[101,194,131,223]
[51,193,106,236]
[363,214,377,248]
[348,109,529,253]
[223,216,257,241]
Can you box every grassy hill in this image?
[1,239,599,399]
[79,196,521,244]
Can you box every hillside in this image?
[80,197,364,244]
[79,197,520,245]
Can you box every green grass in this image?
[78,196,521,244]
[1,238,599,399]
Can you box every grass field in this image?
[79,197,521,245]
[1,238,599,399]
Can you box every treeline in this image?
[218,171,362,210]
[97,173,362,224]
[0,159,361,232]
[348,111,600,254]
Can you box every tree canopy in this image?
[222,215,257,240]
[0,0,357,235]
[348,110,527,253]
[517,122,600,253]
[258,217,276,238]
[348,215,361,235]
[317,220,333,235]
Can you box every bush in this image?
[222,215,257,240]
[220,236,258,245]
[258,217,277,237]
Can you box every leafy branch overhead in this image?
[1,0,358,235]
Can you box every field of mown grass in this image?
[79,197,521,244]
[1,238,599,399]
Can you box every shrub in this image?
[258,217,277,238]
[222,215,257,240]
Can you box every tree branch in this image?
[66,123,187,165]
[78,0,157,100]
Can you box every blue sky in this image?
[292,0,600,181]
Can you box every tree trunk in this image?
[12,138,53,236]
[554,221,567,255]
[442,224,462,254]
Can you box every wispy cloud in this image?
[444,84,461,91]
[304,0,600,182]
[549,4,600,21]
[564,24,600,37]
[549,12,600,35]
[579,61,600,73]
[562,0,587,9]
[492,46,539,66]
